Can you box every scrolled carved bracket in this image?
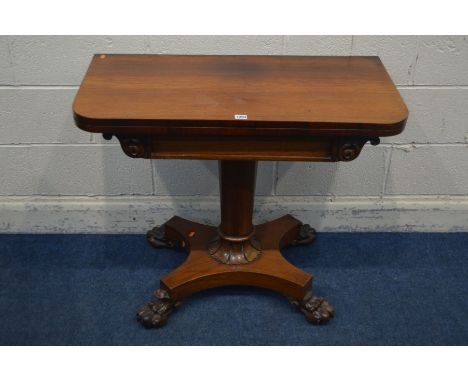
[333,137,381,162]
[117,136,151,159]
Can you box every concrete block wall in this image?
[1,36,467,233]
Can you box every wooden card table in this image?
[73,55,408,328]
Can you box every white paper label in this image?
[234,114,248,120]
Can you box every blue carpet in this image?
[0,232,467,345]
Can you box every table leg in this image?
[137,161,334,328]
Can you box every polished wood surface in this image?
[73,55,408,137]
[161,215,310,301]
[73,54,407,328]
[115,135,377,161]
[139,215,333,327]
[219,160,256,237]
[208,160,261,264]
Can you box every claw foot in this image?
[291,224,316,246]
[147,225,176,249]
[136,289,175,328]
[292,291,334,325]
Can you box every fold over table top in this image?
[73,55,408,138]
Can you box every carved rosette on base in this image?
[139,215,335,327]
[291,291,334,325]
[136,288,178,328]
[208,233,261,264]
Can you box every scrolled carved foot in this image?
[146,225,176,249]
[291,224,316,246]
[292,291,334,325]
[136,289,175,328]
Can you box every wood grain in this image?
[73,54,406,327]
[160,215,312,302]
[73,55,408,137]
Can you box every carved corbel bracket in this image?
[116,136,152,159]
[332,137,380,162]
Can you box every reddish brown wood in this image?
[139,214,334,327]
[219,160,256,237]
[160,214,311,301]
[117,135,378,162]
[73,55,408,138]
[73,54,407,328]
[205,160,262,265]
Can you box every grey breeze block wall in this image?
[0,36,467,233]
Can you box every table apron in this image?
[114,135,376,162]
